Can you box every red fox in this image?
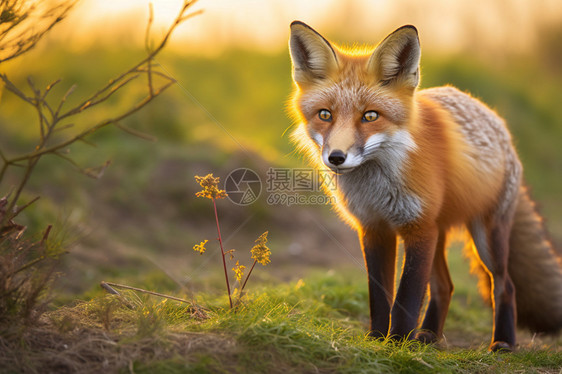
[288,21,562,351]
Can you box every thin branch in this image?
[100,281,208,311]
[2,159,39,226]
[14,256,46,275]
[12,195,39,218]
[59,73,141,120]
[6,79,175,164]
[76,137,97,148]
[114,122,157,142]
[53,150,81,169]
[178,8,204,24]
[134,68,176,82]
[80,160,110,179]
[0,163,7,183]
[55,84,77,116]
[0,1,77,64]
[100,282,120,295]
[145,2,154,96]
[52,123,75,133]
[39,224,52,246]
[0,73,33,102]
[56,0,190,122]
[44,79,61,96]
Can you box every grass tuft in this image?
[1,272,560,373]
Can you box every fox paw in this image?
[415,331,438,344]
[489,341,513,352]
[367,330,386,340]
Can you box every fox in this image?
[288,21,562,351]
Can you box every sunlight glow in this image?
[55,0,562,55]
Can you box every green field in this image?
[1,25,561,373]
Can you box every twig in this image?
[0,1,77,64]
[100,281,208,311]
[145,2,154,97]
[100,282,120,295]
[99,282,135,310]
[40,224,52,246]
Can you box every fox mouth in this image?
[329,166,355,175]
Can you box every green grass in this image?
[7,271,559,373]
[1,45,561,242]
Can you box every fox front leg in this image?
[361,223,397,338]
[389,227,438,340]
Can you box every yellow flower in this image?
[195,174,227,200]
[251,231,271,266]
[193,240,208,255]
[233,261,246,282]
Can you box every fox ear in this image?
[368,25,420,89]
[289,21,338,85]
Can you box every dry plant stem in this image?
[100,281,120,295]
[234,260,257,307]
[13,224,52,275]
[213,198,233,308]
[100,281,207,310]
[240,260,257,295]
[0,0,199,227]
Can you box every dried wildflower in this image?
[193,240,208,255]
[225,249,236,260]
[251,231,270,266]
[195,174,227,200]
[232,261,246,282]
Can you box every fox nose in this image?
[328,150,346,166]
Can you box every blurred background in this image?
[0,0,560,303]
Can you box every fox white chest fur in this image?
[329,131,423,228]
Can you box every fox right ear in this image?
[368,25,421,89]
[289,21,338,85]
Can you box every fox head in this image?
[289,22,420,174]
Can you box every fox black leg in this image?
[416,230,453,343]
[361,222,397,339]
[488,219,517,352]
[470,216,517,352]
[389,226,438,341]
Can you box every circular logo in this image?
[224,168,261,205]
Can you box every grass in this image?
[1,45,561,241]
[3,271,560,373]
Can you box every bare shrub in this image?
[0,0,199,332]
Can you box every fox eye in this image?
[363,111,379,122]
[318,109,332,122]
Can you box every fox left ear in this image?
[368,25,420,89]
[289,21,338,85]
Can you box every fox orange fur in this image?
[288,21,562,351]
